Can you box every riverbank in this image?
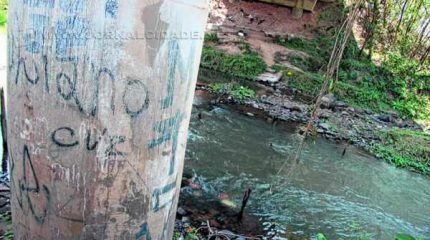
[196,69,430,177]
[198,0,430,177]
[175,96,430,239]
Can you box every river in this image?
[183,97,430,239]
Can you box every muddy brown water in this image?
[183,99,430,239]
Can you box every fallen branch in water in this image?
[237,188,252,222]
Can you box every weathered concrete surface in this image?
[7,0,209,239]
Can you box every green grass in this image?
[200,46,267,80]
[204,32,219,43]
[371,129,430,176]
[273,32,430,120]
[0,212,13,240]
[209,82,256,101]
[0,0,7,32]
[285,70,325,96]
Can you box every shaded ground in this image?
[206,0,338,68]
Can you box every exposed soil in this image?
[206,0,340,68]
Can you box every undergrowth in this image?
[371,129,430,175]
[200,45,267,80]
[273,32,430,120]
[0,212,13,240]
[0,0,7,31]
[209,82,256,102]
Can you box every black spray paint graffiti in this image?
[51,126,127,158]
[123,79,150,118]
[148,112,183,176]
[10,145,51,224]
[51,127,79,147]
[14,55,150,118]
[15,57,40,85]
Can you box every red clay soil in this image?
[206,0,340,67]
[207,0,334,39]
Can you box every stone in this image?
[289,105,305,112]
[318,123,331,131]
[256,72,283,83]
[177,207,187,216]
[334,101,348,109]
[320,94,337,108]
[318,109,332,119]
[376,114,392,123]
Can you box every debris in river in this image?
[237,188,252,222]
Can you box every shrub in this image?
[201,46,267,80]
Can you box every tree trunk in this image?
[412,18,430,58]
[6,0,209,239]
[393,0,409,44]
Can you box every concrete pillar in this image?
[7,0,209,239]
[293,0,304,18]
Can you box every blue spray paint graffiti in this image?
[148,112,183,176]
[105,0,118,18]
[151,181,176,213]
[59,0,84,13]
[55,16,89,62]
[24,14,50,54]
[161,38,197,108]
[23,0,55,8]
[161,39,183,109]
[136,223,152,240]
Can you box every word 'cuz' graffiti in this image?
[51,126,126,158]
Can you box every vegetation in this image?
[372,128,430,175]
[173,226,201,240]
[209,82,256,101]
[316,232,424,240]
[0,0,7,31]
[204,32,219,43]
[273,31,430,120]
[200,46,267,80]
[0,212,13,240]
